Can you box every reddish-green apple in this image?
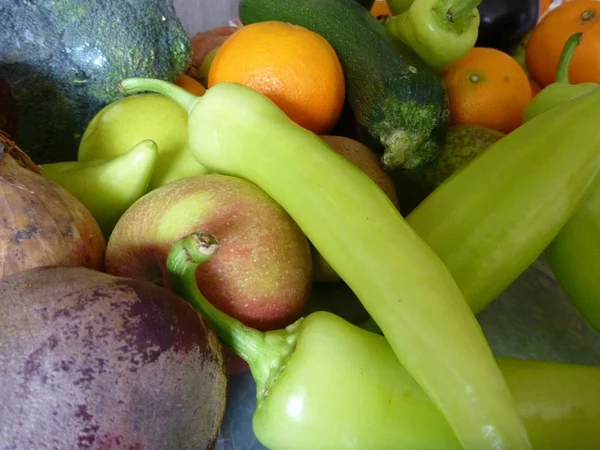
[105,174,313,331]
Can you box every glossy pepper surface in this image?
[167,232,600,450]
[407,85,600,314]
[384,0,482,72]
[120,77,531,450]
[522,34,600,332]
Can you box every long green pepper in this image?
[167,232,600,450]
[407,86,600,314]
[120,77,531,450]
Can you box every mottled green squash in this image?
[0,0,191,163]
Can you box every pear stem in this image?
[118,78,199,114]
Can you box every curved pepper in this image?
[167,232,600,450]
[384,0,481,72]
[523,33,597,121]
[120,77,531,450]
[406,85,600,314]
[42,140,158,238]
[522,33,600,332]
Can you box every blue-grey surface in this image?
[214,256,600,449]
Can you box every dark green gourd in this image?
[0,0,191,163]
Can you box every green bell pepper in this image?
[521,33,600,333]
[167,232,600,450]
[523,33,597,122]
[406,85,600,314]
[384,0,481,72]
[120,77,531,450]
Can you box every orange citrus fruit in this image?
[174,73,206,95]
[371,0,393,17]
[442,47,532,133]
[208,21,346,135]
[526,0,600,87]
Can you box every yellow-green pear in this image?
[78,93,208,190]
[42,140,158,238]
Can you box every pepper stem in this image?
[446,0,482,23]
[166,232,301,404]
[555,33,584,84]
[118,78,199,115]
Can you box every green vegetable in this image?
[523,33,597,122]
[239,0,449,171]
[353,0,376,9]
[41,140,158,238]
[545,181,600,333]
[521,33,600,333]
[120,78,531,450]
[78,93,207,190]
[167,232,600,450]
[406,86,600,314]
[386,0,414,14]
[0,0,191,163]
[394,124,504,215]
[384,0,482,72]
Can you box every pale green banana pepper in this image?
[120,77,531,450]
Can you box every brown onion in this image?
[0,131,105,278]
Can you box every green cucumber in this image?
[239,0,449,171]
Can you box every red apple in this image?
[105,174,312,331]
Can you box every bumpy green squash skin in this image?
[0,0,191,163]
[239,0,449,171]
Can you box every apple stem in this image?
[166,232,301,404]
[118,78,200,115]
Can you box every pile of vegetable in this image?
[0,0,599,449]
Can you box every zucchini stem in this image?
[119,78,200,114]
[446,0,482,23]
[166,232,300,404]
[555,33,584,84]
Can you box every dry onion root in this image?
[0,131,105,278]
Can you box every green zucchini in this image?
[0,0,191,163]
[239,0,449,171]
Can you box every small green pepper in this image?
[167,232,600,450]
[523,33,597,122]
[384,0,481,72]
[42,140,158,238]
[120,77,530,450]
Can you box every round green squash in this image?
[0,0,192,163]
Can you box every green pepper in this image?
[167,232,600,450]
[384,0,482,72]
[42,140,158,238]
[406,85,600,314]
[523,33,597,122]
[120,77,530,450]
[520,34,600,333]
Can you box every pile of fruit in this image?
[0,0,599,448]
